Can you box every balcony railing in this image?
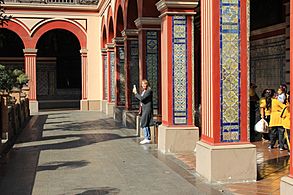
[4,0,99,5]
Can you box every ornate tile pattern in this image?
[172,15,188,125]
[220,0,241,142]
[37,71,49,95]
[104,55,108,100]
[130,40,139,109]
[250,37,285,94]
[110,51,115,102]
[118,46,125,105]
[146,31,159,110]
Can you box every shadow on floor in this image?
[37,160,90,172]
[74,187,120,195]
[0,111,135,195]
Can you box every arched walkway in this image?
[36,29,82,109]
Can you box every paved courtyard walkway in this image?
[0,110,222,195]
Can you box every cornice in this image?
[106,43,115,49]
[112,37,124,44]
[101,48,107,53]
[4,3,99,12]
[23,48,38,54]
[80,48,88,54]
[134,17,161,28]
[250,23,286,37]
[121,29,139,37]
[156,0,198,13]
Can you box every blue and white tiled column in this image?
[196,0,257,183]
[105,43,115,115]
[156,0,199,153]
[113,37,125,106]
[122,29,139,110]
[135,17,161,115]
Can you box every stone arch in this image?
[0,19,30,48]
[108,17,114,43]
[124,0,138,29]
[107,7,114,43]
[101,16,107,48]
[31,20,86,49]
[114,5,124,37]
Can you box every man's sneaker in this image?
[140,139,151,144]
[268,145,273,149]
[279,148,284,151]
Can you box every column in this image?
[113,37,125,122]
[113,37,125,106]
[196,0,257,183]
[135,17,162,115]
[101,48,108,113]
[105,43,115,116]
[122,29,139,110]
[121,29,139,129]
[80,49,89,111]
[281,0,293,194]
[156,0,199,153]
[23,48,38,114]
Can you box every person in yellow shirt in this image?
[269,92,286,150]
[259,89,274,141]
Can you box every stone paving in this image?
[0,110,224,195]
[174,141,290,195]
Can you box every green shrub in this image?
[0,64,29,93]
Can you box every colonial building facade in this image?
[1,0,293,193]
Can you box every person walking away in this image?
[269,92,286,150]
[133,79,154,144]
[259,89,274,141]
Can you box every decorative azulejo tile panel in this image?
[118,46,125,105]
[104,55,108,100]
[130,40,139,109]
[146,31,159,110]
[220,0,241,142]
[110,51,115,102]
[172,15,188,125]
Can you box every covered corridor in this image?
[0,110,289,195]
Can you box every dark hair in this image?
[263,89,274,110]
[280,84,287,93]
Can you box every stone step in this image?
[39,99,80,109]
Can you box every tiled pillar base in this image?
[88,100,101,111]
[158,125,199,153]
[80,100,89,111]
[281,176,293,195]
[196,141,257,183]
[101,100,107,113]
[29,100,38,114]
[114,106,124,122]
[106,102,115,116]
[122,110,138,129]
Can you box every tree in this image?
[0,0,12,26]
[0,64,29,93]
